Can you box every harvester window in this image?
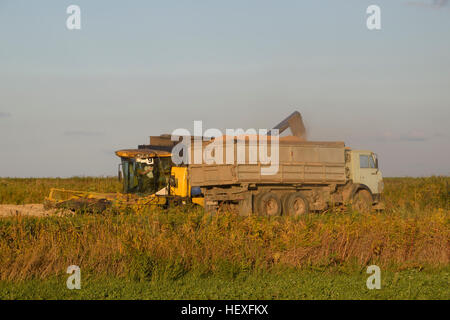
[359,155,370,168]
[121,156,172,195]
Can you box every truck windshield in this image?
[121,157,171,195]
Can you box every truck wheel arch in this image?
[350,184,373,202]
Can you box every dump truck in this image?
[46,111,383,214]
[188,136,384,216]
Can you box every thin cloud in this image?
[399,131,448,141]
[376,130,445,142]
[399,131,429,142]
[63,130,104,137]
[0,112,11,118]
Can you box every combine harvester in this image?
[46,111,384,215]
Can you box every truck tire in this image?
[352,189,373,213]
[256,192,282,216]
[284,192,309,217]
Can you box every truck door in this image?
[358,154,379,194]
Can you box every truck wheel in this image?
[256,192,282,216]
[352,189,373,213]
[285,192,309,217]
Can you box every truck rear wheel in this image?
[284,192,309,217]
[256,192,282,216]
[352,189,373,213]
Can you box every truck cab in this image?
[347,150,384,202]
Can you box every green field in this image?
[1,269,449,300]
[0,177,448,300]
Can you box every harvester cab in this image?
[115,139,204,207]
[115,149,172,195]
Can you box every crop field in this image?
[0,177,448,299]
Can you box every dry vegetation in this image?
[0,177,448,284]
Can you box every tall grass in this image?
[0,177,448,281]
[383,177,449,212]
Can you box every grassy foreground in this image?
[1,269,449,300]
[0,176,448,299]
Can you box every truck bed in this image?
[188,139,347,187]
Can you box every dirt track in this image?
[0,204,70,218]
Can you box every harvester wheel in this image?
[352,189,373,213]
[284,192,309,217]
[256,192,282,216]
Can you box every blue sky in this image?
[0,0,449,177]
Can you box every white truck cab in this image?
[348,150,384,199]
